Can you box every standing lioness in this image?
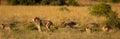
[32,17,53,32]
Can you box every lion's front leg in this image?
[36,24,42,32]
[45,22,50,31]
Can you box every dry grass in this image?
[0,6,107,25]
[0,5,120,39]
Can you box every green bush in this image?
[89,3,111,17]
[105,12,120,28]
[67,0,79,6]
[89,3,120,29]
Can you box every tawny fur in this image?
[1,24,11,32]
[61,21,76,28]
[32,17,53,32]
[85,23,98,33]
[86,23,98,28]
[102,26,112,32]
[86,27,92,33]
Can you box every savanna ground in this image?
[0,1,120,39]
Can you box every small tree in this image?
[89,3,111,17]
[89,3,120,29]
[105,12,120,28]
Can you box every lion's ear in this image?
[1,24,5,29]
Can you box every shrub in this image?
[89,3,111,17]
[89,3,120,29]
[105,12,120,28]
[67,0,79,6]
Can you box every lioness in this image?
[86,27,92,33]
[85,23,99,33]
[86,23,99,28]
[32,17,53,32]
[102,25,112,32]
[61,21,77,28]
[1,24,11,31]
